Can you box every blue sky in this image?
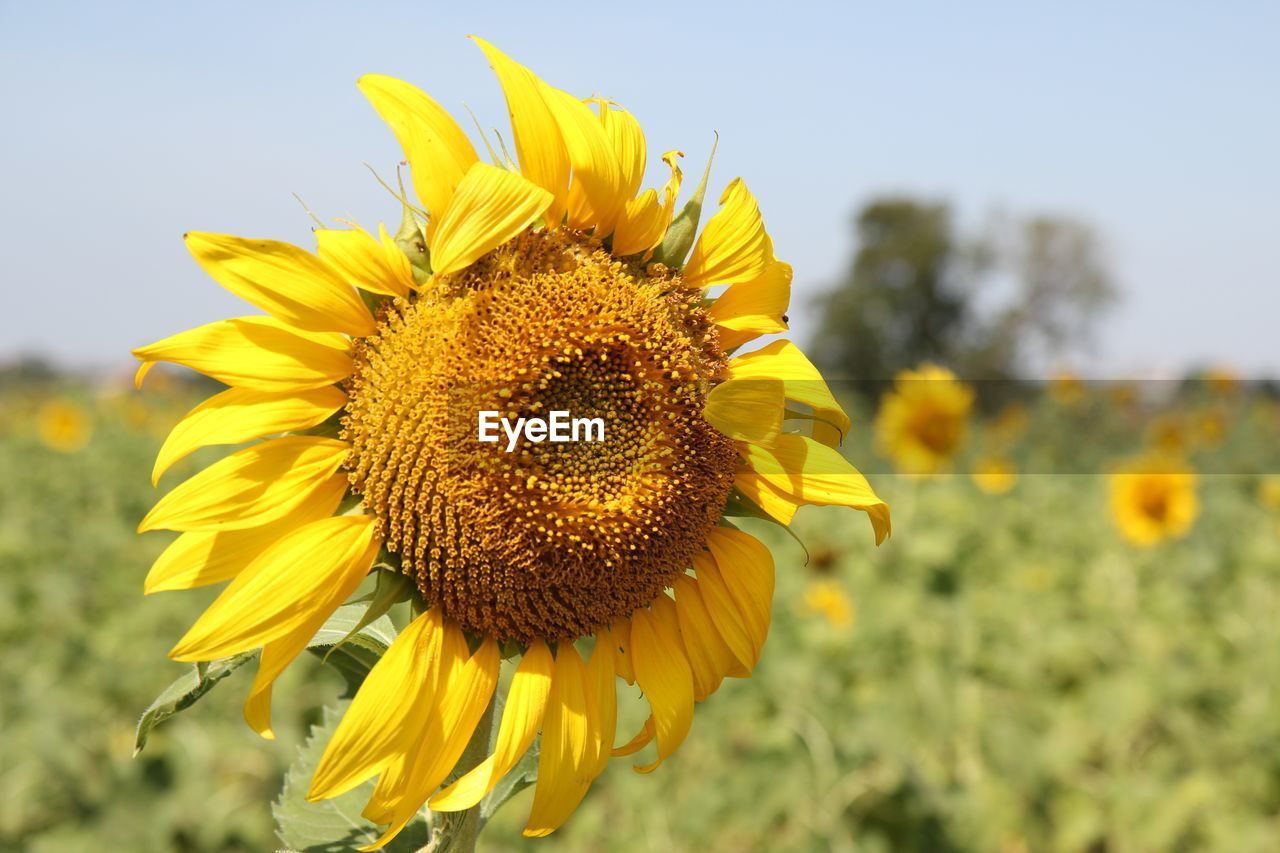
[2,1,1277,375]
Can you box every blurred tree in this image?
[809,198,1116,400]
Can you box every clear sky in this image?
[2,1,1277,376]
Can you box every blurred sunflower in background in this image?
[133,37,889,844]
[798,579,855,631]
[874,363,973,476]
[971,457,1017,494]
[37,399,92,453]
[1108,456,1198,546]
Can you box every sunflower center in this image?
[342,230,738,643]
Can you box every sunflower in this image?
[970,456,1017,494]
[135,38,889,844]
[1108,456,1198,546]
[874,364,973,476]
[37,399,92,453]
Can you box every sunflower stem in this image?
[425,693,496,853]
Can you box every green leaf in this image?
[133,651,257,756]
[274,702,429,852]
[652,133,718,269]
[321,569,409,666]
[480,738,540,824]
[306,603,398,698]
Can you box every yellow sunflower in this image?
[874,364,973,476]
[1108,456,1198,546]
[38,399,92,453]
[970,456,1017,494]
[135,38,889,844]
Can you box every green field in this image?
[4,377,1280,852]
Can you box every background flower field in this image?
[5,370,1279,852]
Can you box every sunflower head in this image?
[971,456,1017,494]
[133,36,889,845]
[38,399,92,453]
[874,363,974,476]
[1108,456,1199,546]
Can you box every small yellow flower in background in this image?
[971,457,1018,494]
[1048,370,1086,407]
[38,399,92,453]
[1146,413,1188,456]
[1107,382,1138,410]
[1108,456,1199,546]
[875,364,973,476]
[799,580,855,631]
[989,401,1029,444]
[1204,366,1240,398]
[1258,475,1280,511]
[1194,407,1229,449]
[131,37,890,844]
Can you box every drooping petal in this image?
[673,573,744,695]
[471,37,569,225]
[365,637,500,850]
[740,434,891,544]
[683,178,771,288]
[524,643,594,838]
[309,610,445,801]
[703,377,784,445]
[611,716,655,757]
[730,340,850,447]
[628,600,694,772]
[428,162,553,276]
[152,386,346,484]
[316,226,414,298]
[692,552,759,670]
[357,74,478,225]
[709,258,792,350]
[169,515,379,661]
[132,316,353,392]
[733,471,801,526]
[430,640,553,812]
[585,626,619,776]
[184,233,374,336]
[138,436,349,533]
[244,616,323,739]
[705,528,774,659]
[144,484,345,593]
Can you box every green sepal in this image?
[306,602,398,698]
[652,133,718,269]
[394,201,432,284]
[133,651,257,756]
[320,567,410,667]
[274,702,429,852]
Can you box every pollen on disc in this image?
[342,230,738,643]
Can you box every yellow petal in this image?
[733,471,800,526]
[357,74,478,225]
[612,150,683,257]
[741,435,891,544]
[524,643,595,838]
[428,162,553,276]
[315,226,413,298]
[730,340,850,447]
[595,100,645,199]
[628,601,694,772]
[703,377,783,445]
[611,716,655,757]
[471,37,569,225]
[705,528,774,658]
[144,484,345,593]
[709,258,792,350]
[544,88,625,234]
[683,178,771,287]
[185,232,374,336]
[152,386,345,484]
[692,552,758,670]
[430,640,553,812]
[366,636,500,850]
[585,626,618,776]
[244,618,321,739]
[139,436,349,533]
[132,316,352,392]
[170,515,378,661]
[309,610,445,800]
[673,573,743,695]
